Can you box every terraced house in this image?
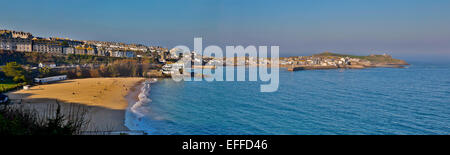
[0,30,33,52]
[0,29,159,58]
[0,37,32,52]
[32,39,63,54]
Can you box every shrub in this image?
[0,101,88,135]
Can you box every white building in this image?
[34,75,67,83]
[39,62,57,68]
[63,47,75,54]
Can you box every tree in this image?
[75,66,83,78]
[38,67,51,78]
[1,62,28,83]
[98,64,109,77]
[0,71,5,80]
[88,66,100,77]
[61,41,69,46]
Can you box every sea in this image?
[125,63,450,135]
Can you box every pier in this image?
[287,65,338,71]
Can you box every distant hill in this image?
[313,52,365,58]
[313,52,409,65]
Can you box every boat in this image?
[161,63,184,75]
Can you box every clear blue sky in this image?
[1,0,449,62]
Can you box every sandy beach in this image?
[6,77,145,132]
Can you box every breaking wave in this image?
[130,78,157,117]
[125,78,158,131]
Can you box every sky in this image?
[1,0,449,62]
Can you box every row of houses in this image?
[0,37,32,52]
[0,37,137,58]
[0,30,137,58]
[0,30,33,39]
[0,30,175,60]
[63,46,136,57]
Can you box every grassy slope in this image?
[313,52,408,65]
[0,82,22,93]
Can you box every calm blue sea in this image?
[126,63,450,135]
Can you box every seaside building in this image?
[32,39,63,54]
[0,30,33,39]
[74,46,87,55]
[38,62,57,68]
[49,37,83,46]
[0,30,33,52]
[109,50,125,57]
[34,75,67,84]
[0,38,32,52]
[125,51,135,58]
[11,31,33,39]
[86,47,97,55]
[96,48,109,56]
[0,29,161,60]
[16,39,33,52]
[63,46,75,54]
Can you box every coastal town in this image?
[160,49,409,74]
[0,29,410,94]
[0,29,409,134]
[1,29,409,75]
[1,0,448,145]
[1,29,169,60]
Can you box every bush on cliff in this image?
[0,102,88,135]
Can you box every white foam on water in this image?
[125,78,157,131]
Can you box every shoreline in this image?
[6,77,144,132]
[123,79,145,131]
[211,63,409,71]
[124,78,157,133]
